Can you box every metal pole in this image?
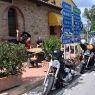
[74,43,76,57]
[64,44,66,59]
[87,31,88,42]
[87,25,88,42]
[69,44,71,59]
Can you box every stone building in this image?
[0,0,76,46]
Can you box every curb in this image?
[0,77,44,95]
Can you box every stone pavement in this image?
[22,62,46,85]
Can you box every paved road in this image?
[22,67,95,95]
[62,68,95,95]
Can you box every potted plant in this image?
[71,53,80,67]
[0,42,27,91]
[41,36,61,70]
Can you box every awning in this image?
[48,12,62,26]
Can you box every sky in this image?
[73,0,95,24]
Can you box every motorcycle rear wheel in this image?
[42,75,54,95]
[79,63,85,74]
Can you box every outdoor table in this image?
[27,48,43,68]
[27,48,42,53]
[27,47,64,53]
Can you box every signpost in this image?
[73,6,81,56]
[61,2,72,44]
[73,7,81,43]
[61,1,72,59]
[61,1,81,59]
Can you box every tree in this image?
[81,28,87,34]
[91,21,95,31]
[83,5,95,23]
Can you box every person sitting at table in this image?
[36,37,43,48]
[16,29,32,49]
[25,38,32,49]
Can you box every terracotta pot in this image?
[0,74,22,92]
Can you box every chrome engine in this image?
[62,68,75,83]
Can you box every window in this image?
[50,26,56,35]
[0,0,12,3]
[8,8,17,36]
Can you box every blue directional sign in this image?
[62,18,72,26]
[73,6,81,43]
[61,9,72,18]
[61,34,72,44]
[74,30,80,35]
[61,1,72,44]
[74,23,81,30]
[61,9,72,14]
[74,24,81,29]
[74,21,80,26]
[74,14,81,20]
[74,34,81,42]
[61,15,72,21]
[61,27,72,33]
[60,1,72,11]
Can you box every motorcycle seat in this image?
[64,59,75,66]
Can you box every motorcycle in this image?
[42,49,76,95]
[79,37,95,74]
[79,39,87,61]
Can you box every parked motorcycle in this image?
[79,37,95,74]
[79,39,87,61]
[42,49,76,95]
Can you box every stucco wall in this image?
[0,0,61,46]
[48,0,76,7]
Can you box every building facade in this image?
[0,0,76,46]
[48,0,76,7]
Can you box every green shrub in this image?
[0,42,27,77]
[42,36,61,60]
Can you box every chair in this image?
[36,52,45,63]
[27,52,38,68]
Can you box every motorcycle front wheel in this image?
[42,74,54,95]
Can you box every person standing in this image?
[16,29,32,49]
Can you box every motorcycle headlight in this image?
[84,50,90,55]
[52,60,60,68]
[87,44,93,50]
